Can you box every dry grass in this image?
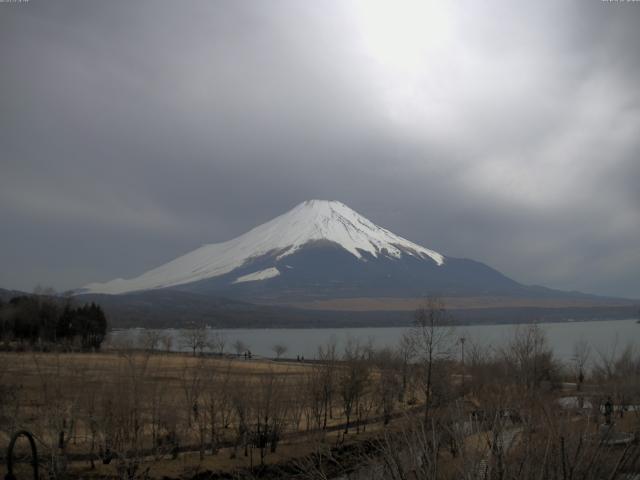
[5,350,633,479]
[0,351,401,478]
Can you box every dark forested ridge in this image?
[0,292,107,350]
[77,289,639,329]
[1,287,636,330]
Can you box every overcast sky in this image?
[1,0,639,298]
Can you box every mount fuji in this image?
[82,200,570,302]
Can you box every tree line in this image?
[0,293,108,350]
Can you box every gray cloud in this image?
[1,0,639,298]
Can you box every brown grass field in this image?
[1,348,638,479]
[0,351,399,478]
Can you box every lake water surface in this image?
[110,318,640,362]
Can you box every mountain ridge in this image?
[78,200,631,308]
[81,200,445,295]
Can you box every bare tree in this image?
[502,323,557,391]
[233,339,248,357]
[208,330,226,355]
[204,360,234,454]
[571,337,591,391]
[317,338,338,429]
[397,333,414,403]
[410,296,455,423]
[146,358,170,460]
[178,358,210,460]
[141,330,161,352]
[272,343,288,359]
[229,377,251,459]
[338,339,370,434]
[32,352,84,478]
[180,326,207,356]
[372,348,400,425]
[251,367,289,464]
[0,356,23,439]
[179,358,203,427]
[305,367,326,431]
[593,342,640,421]
[465,339,496,396]
[288,376,309,433]
[96,350,153,479]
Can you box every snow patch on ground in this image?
[232,267,280,284]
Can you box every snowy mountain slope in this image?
[177,241,525,301]
[82,200,445,295]
[232,267,281,284]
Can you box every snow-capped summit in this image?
[82,200,445,295]
[252,200,444,263]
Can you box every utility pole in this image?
[459,336,466,395]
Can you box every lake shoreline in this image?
[109,318,639,361]
[109,313,638,332]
